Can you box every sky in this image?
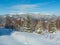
[0,0,60,15]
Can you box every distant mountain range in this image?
[0,13,59,21]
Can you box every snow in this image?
[11,32,60,45]
[0,28,26,45]
[11,32,43,45]
[0,28,60,45]
[11,31,60,45]
[0,35,26,45]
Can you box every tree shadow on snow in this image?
[0,28,15,36]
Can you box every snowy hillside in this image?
[11,31,60,45]
[0,28,60,45]
[0,36,25,45]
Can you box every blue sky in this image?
[0,0,60,15]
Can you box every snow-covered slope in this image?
[11,31,60,45]
[0,35,26,45]
[0,28,60,45]
[0,28,26,45]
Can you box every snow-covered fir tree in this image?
[23,16,32,32]
[49,21,56,33]
[35,20,43,34]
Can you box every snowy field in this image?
[0,28,60,45]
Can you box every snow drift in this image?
[11,31,60,45]
[0,28,60,45]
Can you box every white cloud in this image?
[8,4,38,13]
[7,1,55,14]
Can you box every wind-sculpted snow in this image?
[0,28,26,45]
[0,35,27,45]
[11,32,44,45]
[0,28,60,45]
[11,31,60,45]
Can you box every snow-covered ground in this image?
[0,36,26,45]
[0,28,60,45]
[11,31,60,45]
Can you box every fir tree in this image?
[23,16,32,32]
[35,21,43,34]
[49,21,56,33]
